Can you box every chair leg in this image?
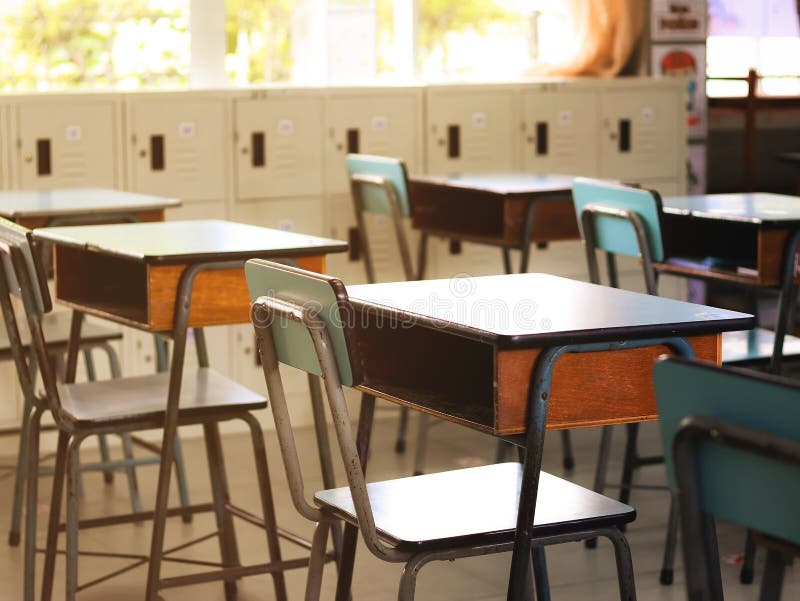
[532,547,550,601]
[759,549,786,601]
[40,429,69,601]
[203,423,239,601]
[659,495,679,586]
[601,528,638,601]
[172,434,193,523]
[741,529,756,584]
[412,414,430,476]
[560,430,575,470]
[395,406,409,454]
[9,393,33,547]
[65,437,85,601]
[586,425,615,549]
[23,408,44,601]
[97,434,114,484]
[619,423,639,506]
[305,520,331,601]
[120,434,142,516]
[244,415,288,601]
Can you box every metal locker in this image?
[127,95,227,201]
[425,85,519,174]
[14,96,120,189]
[323,88,423,195]
[520,84,599,176]
[234,91,324,200]
[598,82,684,181]
[230,197,325,236]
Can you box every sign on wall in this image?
[651,0,707,41]
[652,43,707,139]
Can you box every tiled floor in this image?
[0,411,796,600]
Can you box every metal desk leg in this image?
[416,233,429,280]
[770,230,800,374]
[307,374,346,572]
[334,393,375,601]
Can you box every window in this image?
[0,0,189,91]
[707,0,800,97]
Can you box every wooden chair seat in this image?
[721,328,800,365]
[315,463,635,550]
[57,367,266,428]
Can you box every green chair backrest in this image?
[572,177,665,262]
[346,154,411,217]
[0,217,51,314]
[655,357,800,545]
[245,259,360,387]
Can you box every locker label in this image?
[641,107,654,122]
[65,125,82,141]
[178,121,196,138]
[557,110,572,126]
[277,119,294,136]
[471,112,487,128]
[371,115,388,131]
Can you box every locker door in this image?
[324,94,419,195]
[231,197,325,235]
[16,100,118,188]
[599,88,681,181]
[234,96,324,200]
[426,90,517,174]
[521,88,599,176]
[129,98,226,201]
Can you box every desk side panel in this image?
[505,197,580,244]
[495,333,720,435]
[17,209,165,231]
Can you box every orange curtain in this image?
[540,0,646,77]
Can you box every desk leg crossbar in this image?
[507,336,695,601]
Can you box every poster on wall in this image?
[652,44,707,139]
[651,0,707,41]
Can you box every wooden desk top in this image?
[410,173,576,197]
[34,219,348,264]
[0,188,181,219]
[663,193,800,225]
[348,273,753,349]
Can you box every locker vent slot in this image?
[36,139,52,176]
[150,135,165,171]
[251,132,266,167]
[618,120,631,153]
[535,122,548,155]
[447,125,460,159]
[346,128,360,153]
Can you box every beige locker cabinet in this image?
[425,84,519,174]
[167,198,227,222]
[234,91,324,200]
[641,178,685,197]
[230,197,325,236]
[13,96,121,189]
[127,95,228,201]
[598,81,684,181]
[520,83,599,177]
[323,87,423,195]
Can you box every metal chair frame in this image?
[250,263,642,601]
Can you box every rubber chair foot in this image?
[103,472,114,484]
[740,565,754,584]
[181,513,193,524]
[660,569,674,585]
[8,531,20,547]
[584,537,597,549]
[562,456,575,470]
[394,439,406,454]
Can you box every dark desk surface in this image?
[777,152,800,165]
[663,193,800,225]
[410,173,576,196]
[348,273,753,349]
[34,219,348,264]
[0,188,181,219]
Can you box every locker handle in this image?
[348,227,361,261]
[346,128,360,154]
[150,135,165,171]
[618,119,631,153]
[36,138,52,176]
[251,131,266,167]
[535,122,548,156]
[447,125,460,159]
